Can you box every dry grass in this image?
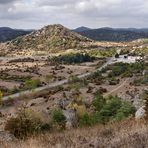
[1,118,148,148]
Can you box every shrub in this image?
[115,53,119,58]
[91,71,103,80]
[79,113,96,127]
[68,75,80,83]
[98,96,136,123]
[74,104,86,117]
[92,95,136,124]
[24,79,41,90]
[92,91,105,112]
[0,90,2,105]
[5,107,44,139]
[52,109,66,126]
[114,101,136,121]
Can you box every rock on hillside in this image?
[4,24,92,56]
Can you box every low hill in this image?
[3,24,91,56]
[75,27,148,42]
[0,27,31,42]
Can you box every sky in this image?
[0,0,148,29]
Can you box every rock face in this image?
[135,106,146,119]
[0,131,17,142]
[63,109,77,129]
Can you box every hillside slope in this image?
[0,27,31,42]
[3,24,91,56]
[2,119,148,148]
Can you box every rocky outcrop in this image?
[63,109,77,129]
[135,106,146,119]
[0,131,17,143]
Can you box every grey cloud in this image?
[0,0,18,4]
[36,0,80,6]
[0,0,148,29]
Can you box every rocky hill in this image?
[75,27,148,42]
[0,27,31,42]
[3,24,91,56]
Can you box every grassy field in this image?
[1,118,148,148]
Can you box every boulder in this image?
[0,131,17,143]
[63,109,77,129]
[57,99,71,109]
[135,106,145,119]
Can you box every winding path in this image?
[103,78,129,97]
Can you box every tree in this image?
[115,53,119,58]
[92,91,105,112]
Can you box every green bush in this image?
[24,79,41,90]
[79,113,96,127]
[91,93,135,125]
[92,91,105,112]
[114,101,136,121]
[106,62,145,78]
[92,95,136,124]
[52,109,66,125]
[98,96,122,123]
[49,53,95,64]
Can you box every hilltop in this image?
[2,24,91,56]
[0,27,31,42]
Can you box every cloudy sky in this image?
[0,0,148,29]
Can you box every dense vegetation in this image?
[102,62,146,78]
[79,92,135,126]
[49,53,96,64]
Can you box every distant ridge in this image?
[0,27,32,42]
[74,27,148,42]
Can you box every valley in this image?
[0,24,147,147]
